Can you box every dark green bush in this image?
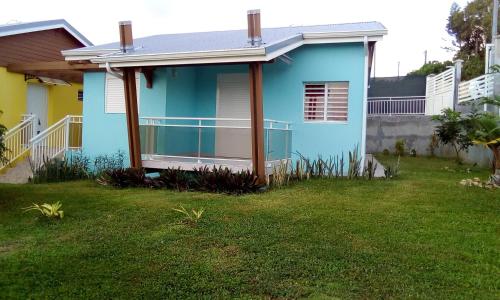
[30,155,90,184]
[97,168,147,188]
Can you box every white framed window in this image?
[304,82,349,122]
[104,72,141,114]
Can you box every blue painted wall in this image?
[81,43,365,162]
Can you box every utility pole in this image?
[493,0,498,66]
[397,61,400,78]
[424,50,428,65]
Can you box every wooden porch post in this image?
[123,68,142,168]
[119,21,142,168]
[247,9,265,183]
[249,62,265,182]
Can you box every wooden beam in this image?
[249,62,266,183]
[123,67,142,168]
[7,61,99,72]
[141,68,154,89]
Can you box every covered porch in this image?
[139,117,291,174]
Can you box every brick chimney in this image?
[247,10,262,46]
[118,21,134,53]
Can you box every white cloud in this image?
[1,0,471,76]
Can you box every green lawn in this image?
[0,156,498,299]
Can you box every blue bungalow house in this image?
[62,10,386,182]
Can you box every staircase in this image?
[0,115,82,182]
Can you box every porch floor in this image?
[142,155,286,175]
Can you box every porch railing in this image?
[368,96,426,115]
[139,117,292,164]
[30,115,83,169]
[0,114,36,170]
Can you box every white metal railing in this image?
[0,114,36,170]
[368,96,426,115]
[30,115,83,169]
[458,73,497,103]
[139,117,292,163]
[425,67,456,115]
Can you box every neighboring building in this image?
[0,19,92,132]
[62,12,386,178]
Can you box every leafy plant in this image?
[30,155,90,184]
[347,146,362,179]
[384,156,401,179]
[410,149,417,157]
[159,167,195,191]
[395,139,406,156]
[97,168,147,188]
[23,202,64,219]
[172,205,204,225]
[432,108,473,163]
[92,151,125,177]
[363,156,378,180]
[193,166,261,195]
[271,160,291,188]
[0,111,9,166]
[382,149,390,156]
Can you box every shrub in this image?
[30,155,90,184]
[23,202,64,219]
[363,156,378,180]
[382,149,390,156]
[92,151,125,177]
[410,149,417,157]
[395,139,406,156]
[158,167,196,191]
[384,156,401,179]
[97,168,147,188]
[193,166,261,195]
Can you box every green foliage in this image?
[446,0,496,80]
[0,111,8,165]
[171,205,204,225]
[432,108,474,163]
[270,160,291,188]
[23,201,64,219]
[384,156,401,179]
[410,149,417,157]
[407,60,453,76]
[347,146,362,179]
[363,156,378,180]
[98,166,262,195]
[92,150,125,177]
[30,156,90,184]
[382,148,390,156]
[395,139,406,156]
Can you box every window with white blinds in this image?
[304,82,349,122]
[104,72,141,114]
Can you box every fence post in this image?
[64,116,70,152]
[453,59,463,111]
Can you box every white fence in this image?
[30,115,83,169]
[0,114,36,170]
[458,73,498,103]
[368,96,426,115]
[425,67,456,115]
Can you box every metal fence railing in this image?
[368,96,426,115]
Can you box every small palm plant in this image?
[23,201,64,219]
[172,206,204,225]
[470,113,500,184]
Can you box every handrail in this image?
[30,115,83,170]
[0,114,36,170]
[140,116,291,124]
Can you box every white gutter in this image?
[105,62,123,80]
[360,36,369,172]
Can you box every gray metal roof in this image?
[67,21,385,55]
[0,19,93,46]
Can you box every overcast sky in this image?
[1,0,470,77]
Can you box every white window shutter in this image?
[104,72,141,114]
[304,82,349,122]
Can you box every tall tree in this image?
[447,0,499,79]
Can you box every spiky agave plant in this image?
[23,201,64,219]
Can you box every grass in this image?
[0,156,498,299]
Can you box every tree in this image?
[407,60,453,76]
[468,97,500,183]
[432,108,474,163]
[447,0,499,80]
